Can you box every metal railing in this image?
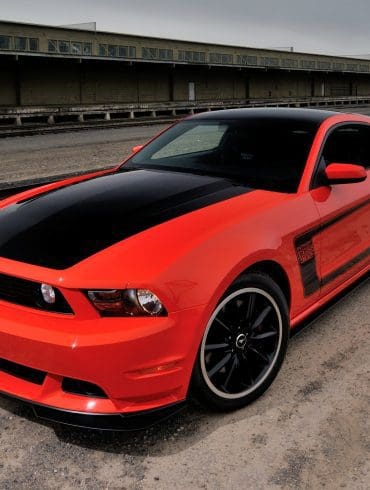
[0,96,370,128]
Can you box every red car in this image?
[0,108,369,430]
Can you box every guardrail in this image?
[0,96,370,127]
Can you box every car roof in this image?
[190,107,339,124]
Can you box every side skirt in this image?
[290,269,369,338]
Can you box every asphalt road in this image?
[0,107,369,489]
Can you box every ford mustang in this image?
[0,108,368,430]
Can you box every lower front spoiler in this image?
[0,391,187,431]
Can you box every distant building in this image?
[0,19,369,108]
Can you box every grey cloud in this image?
[1,0,369,55]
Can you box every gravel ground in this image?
[0,113,369,489]
[0,124,167,186]
[0,280,369,489]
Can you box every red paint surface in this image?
[0,112,369,415]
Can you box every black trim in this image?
[0,272,73,314]
[294,237,320,296]
[0,358,47,385]
[326,177,367,185]
[295,198,370,296]
[0,390,187,431]
[62,378,108,399]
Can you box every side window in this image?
[322,124,370,169]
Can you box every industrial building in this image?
[0,20,370,125]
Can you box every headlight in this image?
[86,289,166,317]
[136,289,163,315]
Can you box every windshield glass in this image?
[123,119,319,193]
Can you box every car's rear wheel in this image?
[191,272,289,411]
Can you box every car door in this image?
[311,123,370,296]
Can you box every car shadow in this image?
[0,386,277,457]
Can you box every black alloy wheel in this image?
[191,272,289,411]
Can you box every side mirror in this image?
[324,163,367,185]
[132,145,143,154]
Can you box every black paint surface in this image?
[0,169,251,269]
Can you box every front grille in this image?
[0,272,73,313]
[0,358,47,385]
[62,378,108,398]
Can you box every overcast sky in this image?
[0,0,369,56]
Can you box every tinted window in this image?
[124,119,319,193]
[322,124,370,169]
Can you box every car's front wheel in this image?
[191,272,290,411]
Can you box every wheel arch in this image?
[238,260,292,309]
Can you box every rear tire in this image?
[191,272,289,411]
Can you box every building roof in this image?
[0,18,367,63]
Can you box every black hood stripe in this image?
[0,169,252,269]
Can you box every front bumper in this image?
[0,299,205,425]
[0,390,187,430]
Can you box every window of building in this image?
[360,64,369,72]
[0,35,11,50]
[118,46,127,57]
[48,39,57,52]
[318,61,331,70]
[142,47,158,59]
[301,60,315,70]
[159,48,173,60]
[71,42,82,55]
[261,57,280,67]
[236,55,257,66]
[346,63,358,71]
[333,63,344,71]
[128,46,136,58]
[209,52,220,63]
[209,52,233,64]
[118,46,136,58]
[108,45,117,57]
[178,50,205,63]
[99,44,108,56]
[83,43,92,55]
[14,37,27,51]
[282,58,298,68]
[194,51,205,62]
[29,38,39,52]
[58,40,70,54]
[222,54,233,64]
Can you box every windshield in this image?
[123,119,319,193]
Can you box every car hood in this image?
[0,169,252,269]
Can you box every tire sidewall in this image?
[191,272,290,411]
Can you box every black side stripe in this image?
[295,198,370,297]
[321,247,370,287]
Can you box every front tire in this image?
[191,272,289,411]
